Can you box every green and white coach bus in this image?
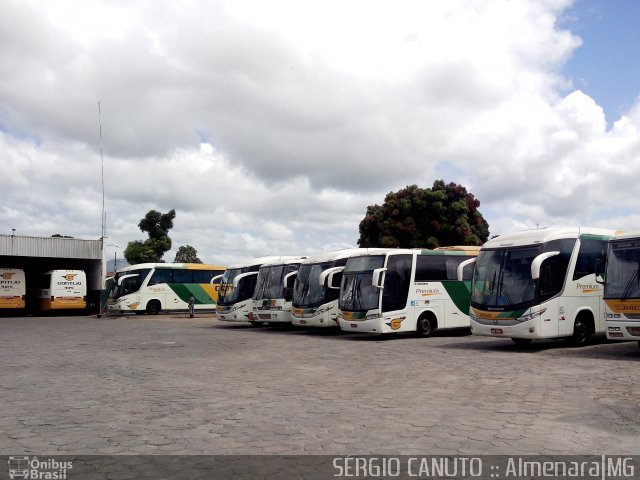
[108,263,225,315]
[468,227,618,345]
[251,256,308,324]
[598,232,640,349]
[216,256,297,324]
[291,249,363,328]
[337,246,480,336]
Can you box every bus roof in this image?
[41,269,85,275]
[258,256,308,268]
[609,231,640,242]
[481,227,621,249]
[225,256,303,270]
[345,247,481,258]
[299,248,367,265]
[115,263,226,273]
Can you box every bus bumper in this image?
[606,322,640,340]
[252,309,291,323]
[338,316,388,334]
[292,313,339,328]
[470,318,538,339]
[216,305,251,322]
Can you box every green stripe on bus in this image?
[169,284,215,304]
[441,281,472,314]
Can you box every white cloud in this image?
[1,0,640,267]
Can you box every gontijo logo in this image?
[1,272,15,280]
[57,274,82,286]
[8,456,72,479]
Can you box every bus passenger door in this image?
[381,255,412,332]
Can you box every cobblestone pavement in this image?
[1,315,639,456]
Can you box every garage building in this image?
[0,234,104,314]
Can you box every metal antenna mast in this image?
[98,101,105,238]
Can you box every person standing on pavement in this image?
[188,295,195,318]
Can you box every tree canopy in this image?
[357,181,489,248]
[124,209,176,264]
[174,245,202,263]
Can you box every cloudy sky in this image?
[1,0,639,266]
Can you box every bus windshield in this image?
[471,246,541,309]
[604,239,640,300]
[293,262,333,307]
[112,268,151,299]
[339,255,385,312]
[254,265,284,300]
[218,268,250,306]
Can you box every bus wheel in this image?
[511,338,532,346]
[146,300,161,315]
[415,315,436,337]
[567,317,590,346]
[249,321,262,327]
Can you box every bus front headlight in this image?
[517,308,546,323]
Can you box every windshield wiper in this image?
[353,277,363,310]
[483,270,497,298]
[620,262,640,301]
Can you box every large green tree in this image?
[174,245,202,263]
[124,209,176,264]
[357,181,489,248]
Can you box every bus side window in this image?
[149,269,171,286]
[573,239,606,280]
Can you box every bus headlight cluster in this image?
[315,305,332,315]
[365,313,382,320]
[517,308,546,323]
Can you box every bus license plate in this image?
[299,320,307,325]
[491,328,503,334]
[351,324,358,328]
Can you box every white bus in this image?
[468,227,618,345]
[251,256,307,324]
[108,263,226,315]
[337,246,480,336]
[598,232,640,348]
[38,269,87,311]
[0,268,26,311]
[216,256,294,324]
[291,249,363,328]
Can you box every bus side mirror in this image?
[531,251,560,280]
[457,258,476,281]
[319,266,345,289]
[210,274,223,286]
[117,273,138,286]
[283,271,298,288]
[372,267,387,288]
[594,258,606,284]
[233,272,258,288]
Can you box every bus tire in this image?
[249,321,262,327]
[146,300,161,315]
[511,338,532,346]
[567,315,591,346]
[415,314,436,337]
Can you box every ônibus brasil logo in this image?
[8,456,72,479]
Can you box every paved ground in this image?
[1,314,639,456]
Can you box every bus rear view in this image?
[38,270,87,311]
[0,268,26,312]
